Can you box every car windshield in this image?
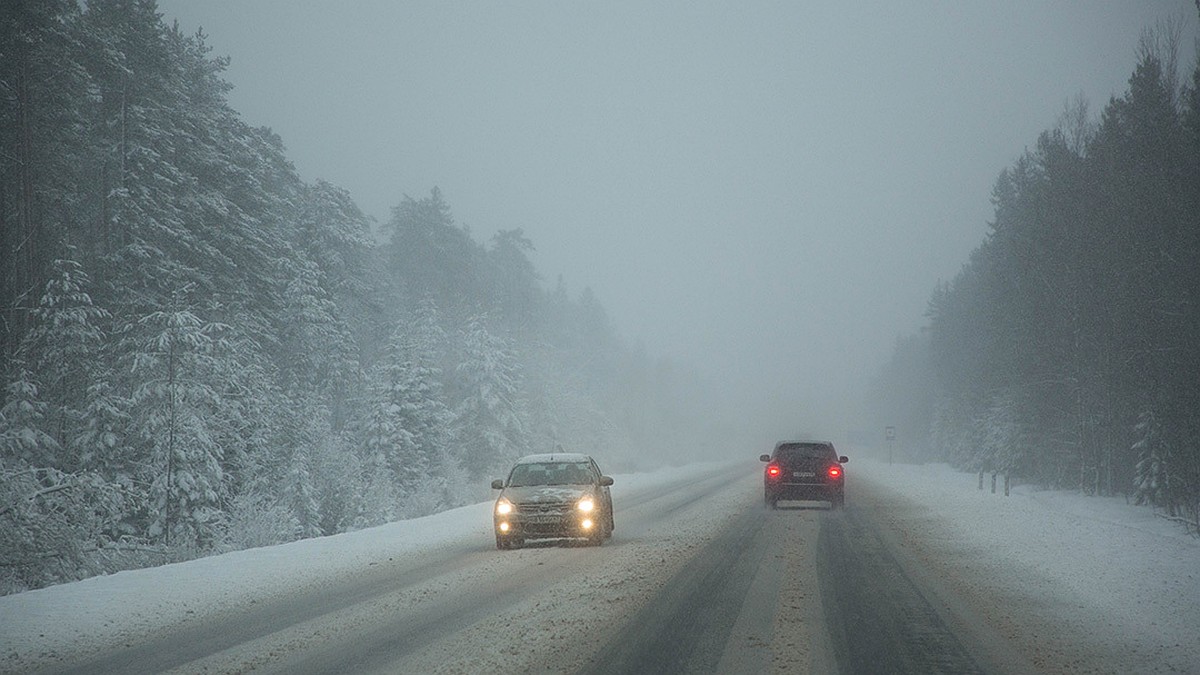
[507,462,594,487]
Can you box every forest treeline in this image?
[0,0,723,593]
[868,26,1200,531]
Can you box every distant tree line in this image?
[0,0,722,593]
[868,24,1200,532]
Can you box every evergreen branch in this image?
[1153,511,1200,535]
[0,482,77,519]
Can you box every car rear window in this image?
[775,444,835,461]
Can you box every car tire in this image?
[588,516,608,547]
[766,494,778,510]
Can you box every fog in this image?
[159,0,1197,443]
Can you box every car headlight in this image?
[496,498,514,515]
[577,498,595,513]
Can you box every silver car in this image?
[490,453,615,549]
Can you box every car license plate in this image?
[526,515,560,524]
[794,471,816,478]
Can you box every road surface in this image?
[45,463,1038,674]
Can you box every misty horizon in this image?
[156,0,1198,441]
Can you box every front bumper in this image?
[494,511,599,539]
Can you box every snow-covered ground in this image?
[2,457,1197,674]
[0,463,735,673]
[851,455,1200,674]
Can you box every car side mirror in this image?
[599,476,614,487]
[759,454,771,462]
[839,456,849,463]
[491,479,504,490]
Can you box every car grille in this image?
[516,502,570,516]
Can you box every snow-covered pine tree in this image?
[297,180,373,302]
[128,307,230,550]
[353,443,401,529]
[294,182,374,422]
[357,322,423,516]
[522,350,610,462]
[285,431,323,540]
[0,0,91,361]
[0,368,60,469]
[486,229,539,333]
[981,390,1028,477]
[0,461,124,593]
[1133,408,1173,514]
[0,365,126,592]
[277,259,359,415]
[311,430,362,535]
[23,257,111,468]
[453,315,527,482]
[71,380,129,480]
[394,302,458,514]
[385,187,483,322]
[206,333,288,545]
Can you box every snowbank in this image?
[0,462,723,672]
[852,456,1200,674]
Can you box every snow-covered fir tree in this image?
[128,307,231,549]
[0,368,60,469]
[1134,409,1174,513]
[22,258,111,462]
[453,315,527,482]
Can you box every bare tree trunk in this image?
[15,58,37,348]
[1,174,11,364]
[118,72,129,248]
[99,160,109,255]
[165,328,177,548]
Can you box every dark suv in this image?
[490,453,615,549]
[760,441,848,508]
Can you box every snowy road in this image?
[583,482,1027,675]
[32,463,1014,674]
[38,465,768,674]
[7,457,1199,674]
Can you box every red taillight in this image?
[827,465,842,479]
[767,464,781,478]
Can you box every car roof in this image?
[775,440,833,448]
[514,453,593,464]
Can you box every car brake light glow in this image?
[827,465,842,478]
[767,465,781,477]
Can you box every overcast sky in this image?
[158,1,1196,440]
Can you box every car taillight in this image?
[767,464,781,478]
[827,465,842,479]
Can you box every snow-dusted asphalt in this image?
[6,456,1198,674]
